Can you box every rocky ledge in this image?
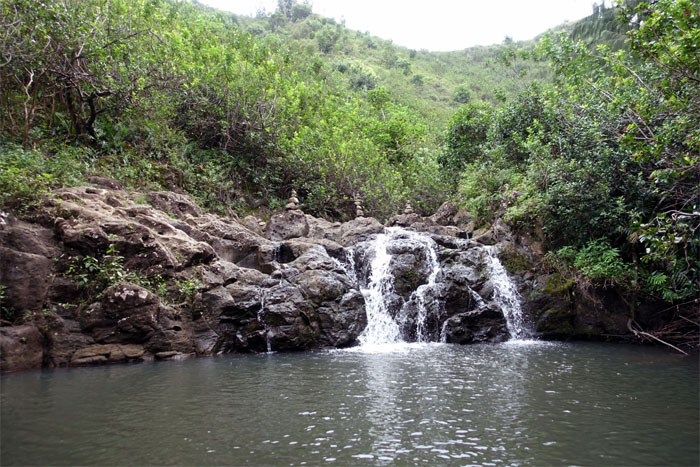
[0,184,497,371]
[0,183,671,372]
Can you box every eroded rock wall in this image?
[1,187,374,371]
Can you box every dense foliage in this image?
[447,0,699,304]
[0,0,448,219]
[1,0,697,311]
[236,3,551,128]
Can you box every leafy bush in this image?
[66,241,163,301]
[317,25,339,53]
[545,239,632,288]
[0,285,12,322]
[0,143,87,214]
[457,159,523,226]
[440,102,493,180]
[572,240,630,285]
[176,277,204,308]
[291,3,312,21]
[451,0,698,303]
[452,85,471,104]
[0,0,444,221]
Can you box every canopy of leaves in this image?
[448,0,699,303]
[0,0,448,219]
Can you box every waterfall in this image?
[257,290,272,352]
[483,245,529,340]
[356,226,530,348]
[358,227,443,346]
[358,231,402,345]
[405,233,441,342]
[332,248,358,284]
[343,248,358,283]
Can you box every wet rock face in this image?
[0,325,44,372]
[0,214,58,318]
[441,305,509,345]
[71,344,147,366]
[213,243,366,353]
[0,186,377,371]
[352,227,512,344]
[0,184,521,372]
[79,283,193,355]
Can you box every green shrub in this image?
[0,143,87,214]
[0,285,13,322]
[441,102,493,181]
[291,3,311,21]
[176,277,203,308]
[66,241,161,301]
[573,239,629,284]
[545,239,632,288]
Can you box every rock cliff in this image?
[2,183,681,372]
[1,184,506,371]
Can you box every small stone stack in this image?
[285,189,300,211]
[354,193,364,218]
[404,201,414,215]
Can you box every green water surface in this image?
[1,341,698,466]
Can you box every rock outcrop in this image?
[442,305,509,345]
[1,190,656,373]
[1,185,398,371]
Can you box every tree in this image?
[277,0,294,19]
[440,102,492,179]
[452,85,471,104]
[381,45,398,68]
[316,25,339,53]
[396,59,411,76]
[291,3,312,21]
[529,0,698,300]
[0,0,161,143]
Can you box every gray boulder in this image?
[441,305,509,344]
[264,210,309,241]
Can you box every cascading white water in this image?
[343,249,358,283]
[358,231,402,345]
[257,290,272,352]
[484,245,528,340]
[358,227,443,346]
[405,233,441,342]
[357,227,529,347]
[332,249,358,284]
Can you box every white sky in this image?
[200,0,597,51]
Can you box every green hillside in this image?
[235,6,551,130]
[1,0,698,308]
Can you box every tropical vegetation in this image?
[1,0,697,312]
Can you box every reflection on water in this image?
[1,342,698,466]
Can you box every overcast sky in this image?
[199,0,597,51]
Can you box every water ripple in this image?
[1,342,698,466]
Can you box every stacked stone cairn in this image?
[404,200,414,215]
[285,189,300,211]
[354,193,364,218]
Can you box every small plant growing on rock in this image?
[176,277,203,308]
[0,285,10,322]
[66,240,159,301]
